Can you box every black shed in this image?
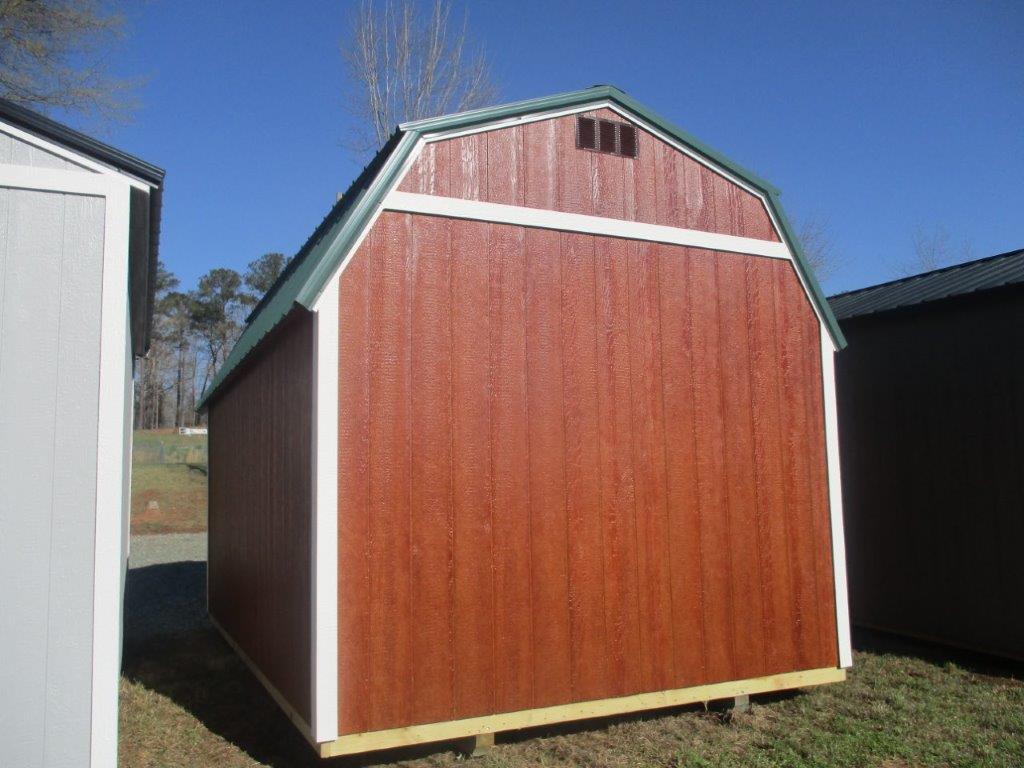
[829,248,1024,660]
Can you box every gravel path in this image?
[129,532,206,568]
[124,533,208,649]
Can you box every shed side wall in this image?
[398,108,779,242]
[837,289,1024,659]
[208,310,314,724]
[336,212,836,735]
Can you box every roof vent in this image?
[576,115,638,158]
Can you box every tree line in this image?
[135,253,285,429]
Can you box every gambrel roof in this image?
[198,85,845,410]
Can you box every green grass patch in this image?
[131,430,207,535]
[120,645,1023,767]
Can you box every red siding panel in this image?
[594,238,643,697]
[337,242,372,733]
[402,110,779,241]
[687,253,737,684]
[717,254,767,680]
[626,241,676,692]
[773,259,824,670]
[487,224,535,713]
[366,213,413,730]
[658,250,707,687]
[208,310,313,726]
[524,228,573,707]
[560,233,608,701]
[744,258,799,674]
[335,213,834,734]
[450,220,496,718]
[408,215,455,724]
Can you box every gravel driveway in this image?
[124,533,208,649]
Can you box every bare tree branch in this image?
[900,225,974,276]
[0,0,136,120]
[342,0,498,153]
[796,213,842,282]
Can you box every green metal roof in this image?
[198,85,845,411]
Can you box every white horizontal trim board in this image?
[396,100,842,351]
[0,163,122,197]
[382,191,790,260]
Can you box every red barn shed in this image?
[198,86,851,757]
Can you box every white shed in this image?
[0,100,163,767]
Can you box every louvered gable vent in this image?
[576,115,638,158]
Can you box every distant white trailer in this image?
[179,427,209,436]
[0,99,163,767]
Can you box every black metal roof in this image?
[0,98,165,355]
[0,98,164,186]
[829,247,1024,321]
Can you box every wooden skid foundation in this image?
[214,609,844,759]
[317,667,846,758]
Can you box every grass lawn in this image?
[131,429,208,535]
[120,631,1024,768]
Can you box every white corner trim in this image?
[310,278,340,742]
[820,325,852,668]
[0,119,152,189]
[90,178,133,766]
[383,191,790,260]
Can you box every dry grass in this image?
[120,631,1024,768]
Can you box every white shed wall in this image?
[0,187,105,766]
[0,149,134,767]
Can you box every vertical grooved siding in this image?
[399,110,779,242]
[208,311,313,725]
[337,212,836,735]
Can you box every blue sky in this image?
[79,0,1023,295]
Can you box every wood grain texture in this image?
[450,218,496,718]
[208,310,313,725]
[335,212,835,735]
[524,226,573,708]
[399,110,778,241]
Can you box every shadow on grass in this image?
[122,560,822,767]
[122,561,487,766]
[852,626,1023,682]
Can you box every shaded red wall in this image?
[336,212,836,735]
[208,310,313,725]
[398,108,779,242]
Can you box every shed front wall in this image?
[0,187,106,766]
[336,210,837,736]
[208,311,315,725]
